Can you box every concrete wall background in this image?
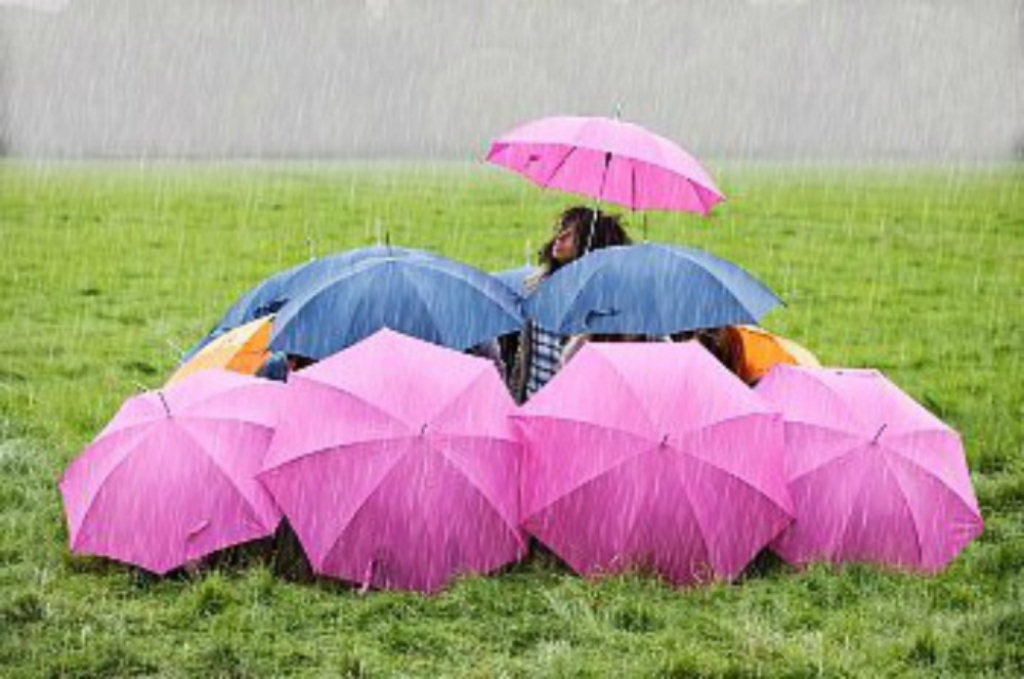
[1,0,1021,161]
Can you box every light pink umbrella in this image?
[59,370,284,574]
[512,341,792,586]
[258,329,524,593]
[755,365,983,572]
[486,115,724,214]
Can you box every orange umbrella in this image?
[734,325,820,384]
[167,316,273,385]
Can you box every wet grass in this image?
[1,160,1022,676]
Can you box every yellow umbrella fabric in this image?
[167,316,273,385]
[734,325,821,384]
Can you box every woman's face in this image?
[551,223,578,263]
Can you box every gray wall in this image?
[1,0,1021,161]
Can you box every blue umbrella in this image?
[180,246,414,361]
[269,251,525,359]
[491,264,538,298]
[523,243,782,335]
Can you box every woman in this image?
[509,206,632,402]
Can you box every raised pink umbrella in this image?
[485,115,724,214]
[512,341,792,586]
[755,365,983,572]
[59,370,284,574]
[258,329,524,593]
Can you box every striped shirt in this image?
[525,324,564,398]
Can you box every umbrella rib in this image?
[89,416,167,447]
[173,422,272,529]
[426,366,518,439]
[414,258,520,309]
[421,434,521,533]
[175,413,277,433]
[833,453,875,559]
[527,125,668,175]
[422,438,525,543]
[664,411,775,445]
[595,355,661,434]
[597,152,612,203]
[292,375,413,432]
[670,448,721,571]
[674,253,780,326]
[321,451,525,583]
[397,264,519,347]
[262,434,416,475]
[778,372,868,433]
[876,438,981,517]
[677,177,710,216]
[772,421,869,483]
[522,438,660,522]
[517,417,657,517]
[671,245,778,301]
[881,454,925,567]
[541,145,580,188]
[433,426,520,448]
[389,265,445,342]
[694,181,713,214]
[320,446,416,570]
[665,427,793,517]
[630,161,637,210]
[269,261,377,344]
[66,425,164,549]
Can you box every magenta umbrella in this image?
[485,115,724,214]
[258,329,524,593]
[512,341,792,586]
[755,365,983,572]
[59,370,284,574]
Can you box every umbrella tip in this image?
[871,423,887,444]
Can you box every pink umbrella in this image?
[59,370,284,574]
[512,341,792,586]
[755,365,983,572]
[258,329,524,593]
[485,115,724,214]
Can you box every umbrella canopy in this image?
[732,325,821,384]
[486,115,724,214]
[269,251,524,360]
[512,341,792,586]
[182,246,410,360]
[167,316,273,385]
[755,365,983,572]
[259,329,524,593]
[524,243,782,336]
[491,264,538,298]
[59,371,284,574]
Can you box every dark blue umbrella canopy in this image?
[269,252,525,359]
[491,264,538,298]
[523,243,782,335]
[181,246,415,361]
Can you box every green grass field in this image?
[1,161,1022,677]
